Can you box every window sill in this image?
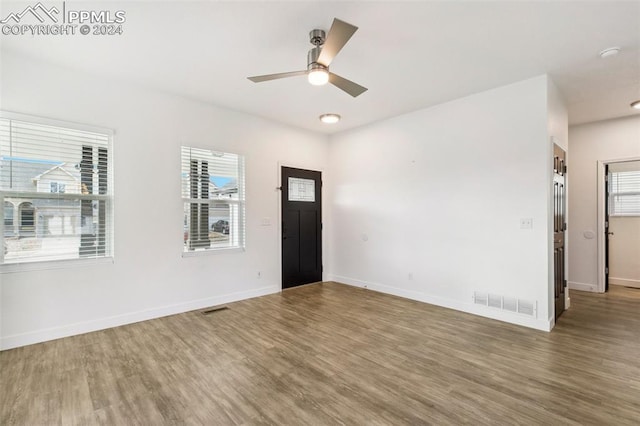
[0,256,114,274]
[182,247,245,257]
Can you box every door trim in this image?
[597,156,640,293]
[277,162,325,291]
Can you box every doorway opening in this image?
[553,144,567,320]
[597,158,640,292]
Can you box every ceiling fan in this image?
[247,18,368,98]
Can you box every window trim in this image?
[0,111,115,270]
[0,256,114,274]
[182,247,245,257]
[0,111,114,138]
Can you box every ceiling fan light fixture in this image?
[308,68,329,86]
[319,113,341,124]
[247,18,367,97]
[631,100,640,110]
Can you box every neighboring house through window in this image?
[181,146,245,253]
[3,201,14,237]
[0,112,113,265]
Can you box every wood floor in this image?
[1,282,639,425]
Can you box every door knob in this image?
[607,232,614,235]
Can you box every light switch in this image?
[261,217,271,226]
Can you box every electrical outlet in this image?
[520,218,533,229]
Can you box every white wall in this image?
[327,75,558,331]
[0,51,571,347]
[609,217,640,288]
[0,51,330,349]
[568,116,640,292]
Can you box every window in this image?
[19,202,35,232]
[181,146,245,253]
[0,112,113,265]
[4,201,14,237]
[609,163,640,217]
[50,182,66,193]
[288,177,316,202]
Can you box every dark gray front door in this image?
[281,167,322,289]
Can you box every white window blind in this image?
[0,113,113,265]
[609,163,640,216]
[181,146,245,252]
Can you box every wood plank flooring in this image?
[1,282,639,425]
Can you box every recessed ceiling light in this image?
[319,113,341,124]
[631,100,640,110]
[599,47,621,58]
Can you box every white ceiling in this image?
[1,1,639,134]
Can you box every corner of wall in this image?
[330,275,554,332]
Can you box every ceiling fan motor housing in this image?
[309,29,326,46]
[308,29,327,71]
[307,46,326,71]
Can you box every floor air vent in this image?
[473,292,537,318]
[201,306,229,315]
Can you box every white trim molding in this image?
[1,285,279,350]
[609,278,640,289]
[327,275,552,332]
[568,281,598,292]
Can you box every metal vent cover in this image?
[473,292,537,318]
[201,306,229,315]
[488,294,502,309]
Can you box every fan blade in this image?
[329,73,367,97]
[248,70,307,83]
[317,18,358,67]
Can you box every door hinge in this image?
[605,267,609,275]
[605,221,609,229]
[321,223,323,231]
[563,164,567,174]
[563,222,567,231]
[564,279,567,288]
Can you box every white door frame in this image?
[596,156,640,293]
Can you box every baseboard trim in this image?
[327,275,552,332]
[568,281,597,292]
[1,285,279,351]
[609,277,640,288]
